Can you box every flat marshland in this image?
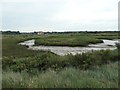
[2,32,119,88]
[35,32,119,46]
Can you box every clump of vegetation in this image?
[3,49,119,72]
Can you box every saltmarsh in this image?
[35,32,119,46]
[2,32,119,88]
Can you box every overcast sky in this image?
[1,0,119,32]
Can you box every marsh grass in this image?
[2,34,119,72]
[35,35,102,47]
[3,49,118,72]
[2,62,118,88]
[35,33,119,47]
[2,35,44,58]
[2,34,119,88]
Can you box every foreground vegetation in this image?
[2,32,119,88]
[2,62,118,88]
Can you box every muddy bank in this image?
[19,39,119,56]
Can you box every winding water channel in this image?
[19,39,119,56]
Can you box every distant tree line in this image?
[1,31,20,35]
[1,30,120,35]
[45,31,120,34]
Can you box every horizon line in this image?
[1,30,119,33]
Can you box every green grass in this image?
[2,61,118,88]
[2,35,44,58]
[35,34,102,47]
[3,49,119,72]
[2,33,119,88]
[2,34,119,72]
[35,33,119,47]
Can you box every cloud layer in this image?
[2,0,119,32]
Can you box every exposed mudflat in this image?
[19,39,119,56]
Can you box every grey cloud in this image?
[2,0,118,32]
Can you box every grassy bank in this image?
[2,35,48,58]
[35,32,119,47]
[35,35,102,47]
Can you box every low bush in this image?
[3,49,119,72]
